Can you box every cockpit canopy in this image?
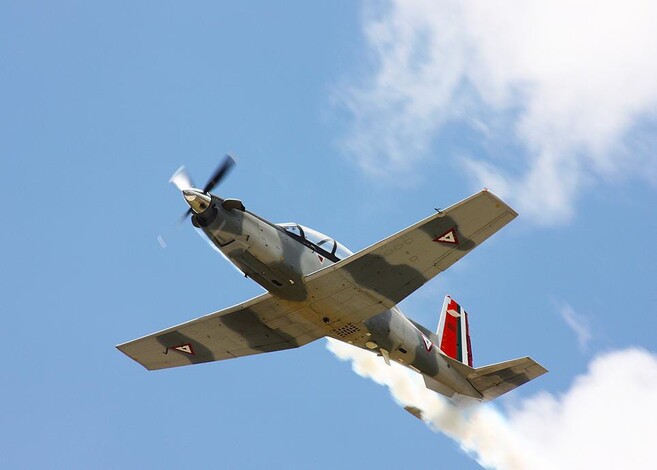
[278,223,353,261]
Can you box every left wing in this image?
[117,293,324,370]
[304,190,517,325]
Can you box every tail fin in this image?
[437,295,473,367]
[433,295,548,401]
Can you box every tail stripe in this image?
[464,311,473,367]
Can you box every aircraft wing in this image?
[304,190,517,325]
[117,293,324,371]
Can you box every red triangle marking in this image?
[317,254,324,263]
[171,343,195,355]
[433,228,459,245]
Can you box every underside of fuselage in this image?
[190,195,482,400]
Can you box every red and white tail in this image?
[437,295,473,367]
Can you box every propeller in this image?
[174,154,236,221]
[158,154,236,248]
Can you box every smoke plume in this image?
[327,339,657,469]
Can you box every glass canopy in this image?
[278,223,353,260]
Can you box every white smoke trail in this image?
[327,339,657,469]
[327,339,534,468]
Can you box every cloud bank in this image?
[328,339,657,469]
[341,0,657,224]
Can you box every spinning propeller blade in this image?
[169,166,194,191]
[202,154,236,194]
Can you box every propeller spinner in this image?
[171,154,236,220]
[182,189,211,214]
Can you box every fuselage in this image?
[192,195,481,400]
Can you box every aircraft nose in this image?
[182,189,212,214]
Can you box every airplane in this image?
[117,155,547,405]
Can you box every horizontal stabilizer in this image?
[469,357,547,401]
[439,353,547,401]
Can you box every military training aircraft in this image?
[117,155,547,404]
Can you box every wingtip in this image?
[479,188,518,217]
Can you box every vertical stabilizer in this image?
[437,296,473,367]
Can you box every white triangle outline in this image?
[421,334,433,351]
[173,344,193,355]
[435,228,459,244]
[438,231,456,243]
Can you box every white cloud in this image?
[328,340,657,469]
[341,0,657,224]
[556,302,592,351]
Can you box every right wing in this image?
[304,190,517,325]
[117,293,324,371]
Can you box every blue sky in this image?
[2,1,656,469]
